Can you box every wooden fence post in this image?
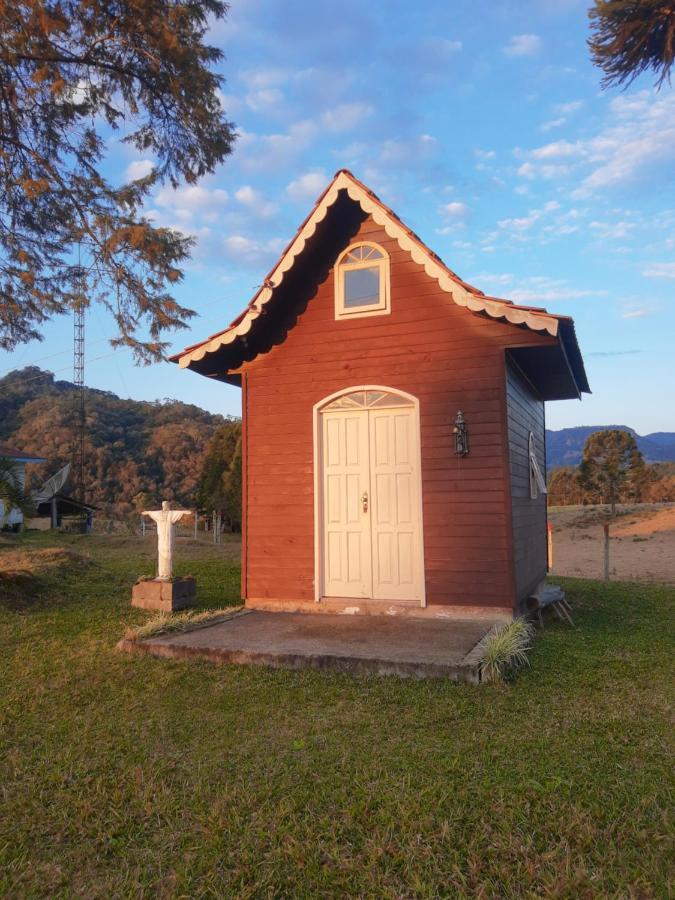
[603,522,610,581]
[193,514,198,540]
[547,522,553,570]
[212,510,217,544]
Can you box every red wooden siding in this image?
[505,359,548,608]
[241,214,556,609]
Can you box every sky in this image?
[1,0,674,434]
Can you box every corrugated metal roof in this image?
[0,444,47,463]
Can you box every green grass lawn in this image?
[1,532,672,897]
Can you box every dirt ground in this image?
[548,503,675,585]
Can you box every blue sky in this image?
[1,0,674,433]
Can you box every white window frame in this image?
[334,241,390,320]
[529,431,547,500]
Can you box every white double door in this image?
[321,405,424,602]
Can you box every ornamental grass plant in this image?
[478,617,535,683]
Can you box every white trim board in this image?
[177,170,559,369]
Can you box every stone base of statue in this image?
[131,576,196,613]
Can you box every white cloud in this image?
[234,185,277,218]
[581,91,675,192]
[242,105,373,171]
[508,276,607,303]
[621,306,660,319]
[590,220,634,240]
[503,34,542,58]
[515,90,675,191]
[125,159,154,181]
[245,87,283,112]
[494,200,582,246]
[472,272,514,287]
[440,201,469,219]
[243,66,288,89]
[155,184,228,215]
[540,117,566,132]
[498,211,542,232]
[149,183,228,233]
[643,262,675,279]
[222,235,285,267]
[555,100,583,116]
[498,204,557,233]
[517,160,572,180]
[540,100,585,132]
[530,139,581,160]
[286,170,328,202]
[474,148,496,160]
[435,38,462,55]
[320,103,374,133]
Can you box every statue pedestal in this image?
[131,577,196,613]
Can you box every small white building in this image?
[0,444,47,531]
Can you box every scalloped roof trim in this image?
[175,170,560,368]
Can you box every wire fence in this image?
[91,512,239,543]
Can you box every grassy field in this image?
[0,532,672,897]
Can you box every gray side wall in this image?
[505,358,547,610]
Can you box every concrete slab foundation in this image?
[131,577,196,613]
[118,610,496,682]
[246,596,513,622]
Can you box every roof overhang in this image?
[170,169,589,398]
[0,450,47,464]
[35,494,98,515]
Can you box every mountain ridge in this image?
[2,368,673,497]
[545,425,675,468]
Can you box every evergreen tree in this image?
[578,429,645,513]
[197,422,242,528]
[547,466,584,506]
[0,0,235,361]
[221,435,242,531]
[588,0,675,89]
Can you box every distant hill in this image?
[0,367,234,515]
[3,367,673,507]
[546,425,675,468]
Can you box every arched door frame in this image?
[312,385,426,606]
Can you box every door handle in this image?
[361,491,369,513]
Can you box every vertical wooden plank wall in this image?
[505,359,548,607]
[240,371,248,601]
[242,214,556,610]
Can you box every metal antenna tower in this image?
[73,253,86,503]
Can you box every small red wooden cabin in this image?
[172,170,589,621]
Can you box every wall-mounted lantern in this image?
[453,410,469,457]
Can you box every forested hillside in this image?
[0,367,239,516]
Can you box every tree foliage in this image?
[0,455,34,519]
[578,429,645,513]
[197,422,242,529]
[0,0,235,361]
[547,466,588,506]
[548,459,671,506]
[588,0,675,89]
[0,366,233,516]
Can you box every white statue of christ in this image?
[142,501,191,580]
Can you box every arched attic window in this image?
[334,242,390,320]
[529,432,548,500]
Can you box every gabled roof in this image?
[170,169,589,395]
